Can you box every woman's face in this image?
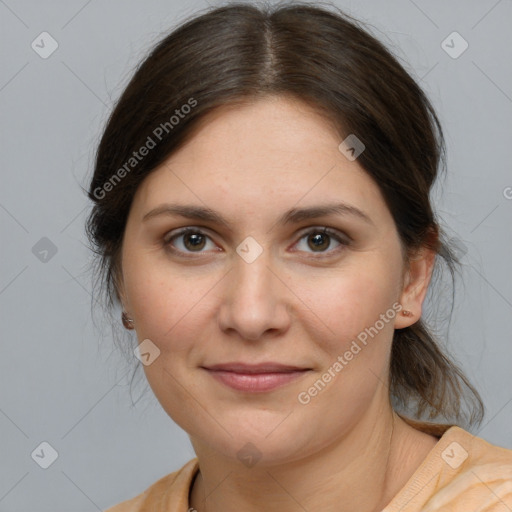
[118,95,419,464]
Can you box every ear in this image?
[113,264,128,311]
[394,245,436,329]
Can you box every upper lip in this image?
[202,362,310,374]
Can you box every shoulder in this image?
[104,458,199,512]
[384,422,512,512]
[422,426,512,511]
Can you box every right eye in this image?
[163,227,219,256]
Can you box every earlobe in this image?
[395,247,436,329]
[121,311,135,330]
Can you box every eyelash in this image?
[162,226,351,259]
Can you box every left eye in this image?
[163,227,350,257]
[293,227,350,256]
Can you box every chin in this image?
[189,409,319,468]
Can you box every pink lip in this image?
[202,362,311,392]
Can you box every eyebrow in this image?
[142,202,374,228]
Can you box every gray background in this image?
[1,0,511,510]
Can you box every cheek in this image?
[303,260,401,357]
[293,269,400,426]
[124,243,402,357]
[122,247,212,344]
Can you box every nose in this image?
[217,248,291,342]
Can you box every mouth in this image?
[201,362,312,393]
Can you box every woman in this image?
[85,2,512,511]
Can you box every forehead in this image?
[132,96,390,226]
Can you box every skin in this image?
[117,95,439,512]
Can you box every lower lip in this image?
[205,369,309,392]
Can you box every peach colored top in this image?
[105,417,512,511]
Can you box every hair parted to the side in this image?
[84,1,484,428]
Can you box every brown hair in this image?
[84,1,484,428]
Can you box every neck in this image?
[189,406,430,512]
